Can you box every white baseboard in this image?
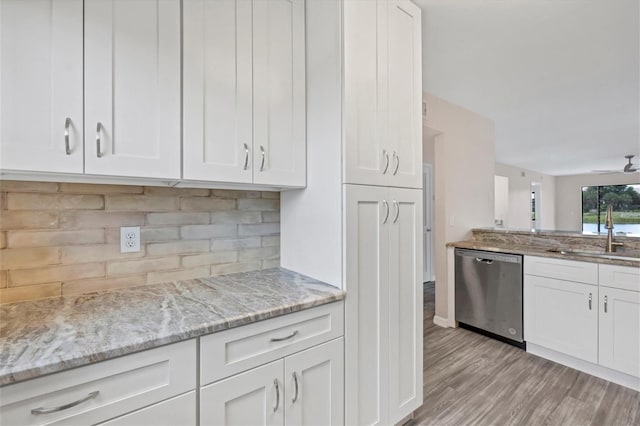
[432,315,449,328]
[527,343,640,392]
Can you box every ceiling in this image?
[415,0,640,176]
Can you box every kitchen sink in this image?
[545,248,640,262]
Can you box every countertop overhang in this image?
[0,268,345,386]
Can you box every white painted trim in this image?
[446,246,456,327]
[527,343,640,392]
[432,315,449,328]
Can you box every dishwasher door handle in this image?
[475,257,494,265]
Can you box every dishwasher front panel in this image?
[455,249,523,342]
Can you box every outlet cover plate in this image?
[120,226,141,253]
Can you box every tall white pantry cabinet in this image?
[281,0,424,424]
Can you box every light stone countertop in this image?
[0,268,345,386]
[448,240,640,267]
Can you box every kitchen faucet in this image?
[604,205,624,253]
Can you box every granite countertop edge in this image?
[0,268,345,387]
[447,240,639,267]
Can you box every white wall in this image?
[424,93,495,321]
[494,175,509,226]
[495,163,556,230]
[555,173,640,231]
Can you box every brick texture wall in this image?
[0,181,280,304]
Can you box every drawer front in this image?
[599,264,640,292]
[200,302,344,385]
[98,391,195,426]
[524,256,597,284]
[0,340,195,426]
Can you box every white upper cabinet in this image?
[387,0,422,188]
[84,0,181,179]
[183,0,253,183]
[343,0,388,187]
[0,0,84,174]
[252,0,306,187]
[343,0,422,189]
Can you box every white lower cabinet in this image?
[524,257,640,388]
[0,340,196,426]
[524,275,598,363]
[201,360,284,426]
[98,392,196,426]
[599,286,640,377]
[200,338,344,426]
[344,184,423,425]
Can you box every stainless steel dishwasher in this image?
[455,248,524,347]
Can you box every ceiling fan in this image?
[591,155,639,174]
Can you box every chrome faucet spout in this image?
[604,205,624,253]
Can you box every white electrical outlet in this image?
[120,226,141,253]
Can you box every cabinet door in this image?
[387,0,422,189]
[599,287,640,377]
[524,275,598,363]
[284,338,344,426]
[200,360,284,426]
[84,0,180,179]
[388,188,423,422]
[99,392,196,426]
[183,0,253,183]
[253,0,306,187]
[344,184,389,426]
[0,0,83,173]
[343,0,389,187]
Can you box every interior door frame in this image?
[423,163,434,282]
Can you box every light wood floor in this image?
[412,282,640,426]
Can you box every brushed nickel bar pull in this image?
[31,391,99,415]
[270,330,298,342]
[291,372,299,403]
[64,117,72,155]
[273,379,280,412]
[392,200,400,223]
[382,200,389,224]
[260,145,266,171]
[604,295,608,313]
[589,293,592,310]
[392,151,399,175]
[382,150,389,174]
[96,122,103,158]
[243,143,249,170]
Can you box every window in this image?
[582,184,640,236]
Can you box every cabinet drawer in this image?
[524,256,597,284]
[200,302,344,385]
[98,391,195,426]
[599,264,640,292]
[0,340,195,426]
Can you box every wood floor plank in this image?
[412,282,640,426]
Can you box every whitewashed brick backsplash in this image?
[0,181,280,304]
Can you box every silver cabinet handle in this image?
[243,143,249,170]
[392,200,399,223]
[392,151,399,175]
[474,257,494,265]
[96,122,104,158]
[31,391,99,415]
[291,372,299,403]
[260,145,266,171]
[270,330,298,342]
[273,379,280,412]
[589,293,592,310]
[382,150,389,174]
[64,117,72,155]
[604,295,608,313]
[382,200,389,224]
